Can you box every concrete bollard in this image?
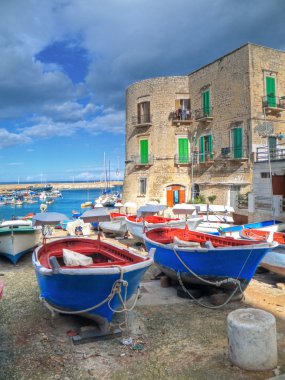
[227,308,277,371]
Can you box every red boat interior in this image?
[146,227,263,247]
[240,229,285,244]
[109,212,126,219]
[37,238,147,269]
[127,215,180,224]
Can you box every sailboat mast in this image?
[104,152,107,192]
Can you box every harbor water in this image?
[0,186,123,221]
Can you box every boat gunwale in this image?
[33,237,153,275]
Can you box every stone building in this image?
[122,43,285,208]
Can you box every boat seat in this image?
[173,236,201,248]
[203,241,214,249]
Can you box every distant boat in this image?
[81,201,93,208]
[144,227,277,291]
[33,237,153,326]
[0,220,42,264]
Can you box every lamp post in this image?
[256,108,274,217]
[191,130,197,201]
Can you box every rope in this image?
[40,265,140,330]
[172,244,256,309]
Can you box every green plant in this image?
[187,194,206,204]
[207,195,217,204]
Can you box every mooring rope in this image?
[172,245,255,309]
[40,265,140,329]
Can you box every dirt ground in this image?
[0,232,285,380]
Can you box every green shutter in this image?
[199,136,205,162]
[266,77,276,107]
[268,136,277,160]
[140,139,148,164]
[233,128,243,159]
[203,91,210,116]
[208,135,213,160]
[178,138,189,163]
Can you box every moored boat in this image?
[32,237,153,326]
[240,229,285,276]
[144,227,277,291]
[126,214,185,241]
[219,220,285,238]
[0,220,42,264]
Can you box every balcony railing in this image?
[170,109,193,124]
[131,154,154,166]
[174,154,191,165]
[194,107,213,121]
[219,146,248,160]
[262,96,285,115]
[256,144,285,162]
[131,114,152,126]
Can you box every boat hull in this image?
[144,236,272,290]
[260,246,285,276]
[99,219,127,236]
[126,218,185,241]
[33,241,152,322]
[0,228,41,264]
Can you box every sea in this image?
[0,186,123,222]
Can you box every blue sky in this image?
[0,0,285,182]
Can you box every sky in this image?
[0,0,285,183]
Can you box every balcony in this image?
[194,107,213,122]
[174,154,191,165]
[219,146,248,161]
[131,114,152,127]
[256,144,285,162]
[170,109,193,125]
[262,96,285,116]
[131,154,154,167]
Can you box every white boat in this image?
[125,204,185,241]
[0,220,42,264]
[99,218,128,236]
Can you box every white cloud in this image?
[0,128,31,148]
[7,162,24,166]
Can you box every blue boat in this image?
[144,228,277,291]
[218,220,285,238]
[33,237,152,327]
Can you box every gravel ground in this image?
[0,233,285,380]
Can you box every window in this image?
[178,137,189,163]
[266,76,276,107]
[202,90,210,116]
[261,172,270,178]
[140,139,149,164]
[199,135,213,162]
[139,178,147,195]
[138,102,150,124]
[175,99,191,120]
[231,127,243,159]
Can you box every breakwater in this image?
[0,181,123,194]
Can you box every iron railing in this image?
[131,154,154,166]
[174,154,191,164]
[262,96,285,109]
[170,109,192,122]
[220,146,248,160]
[131,114,152,126]
[256,144,285,162]
[194,107,213,120]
